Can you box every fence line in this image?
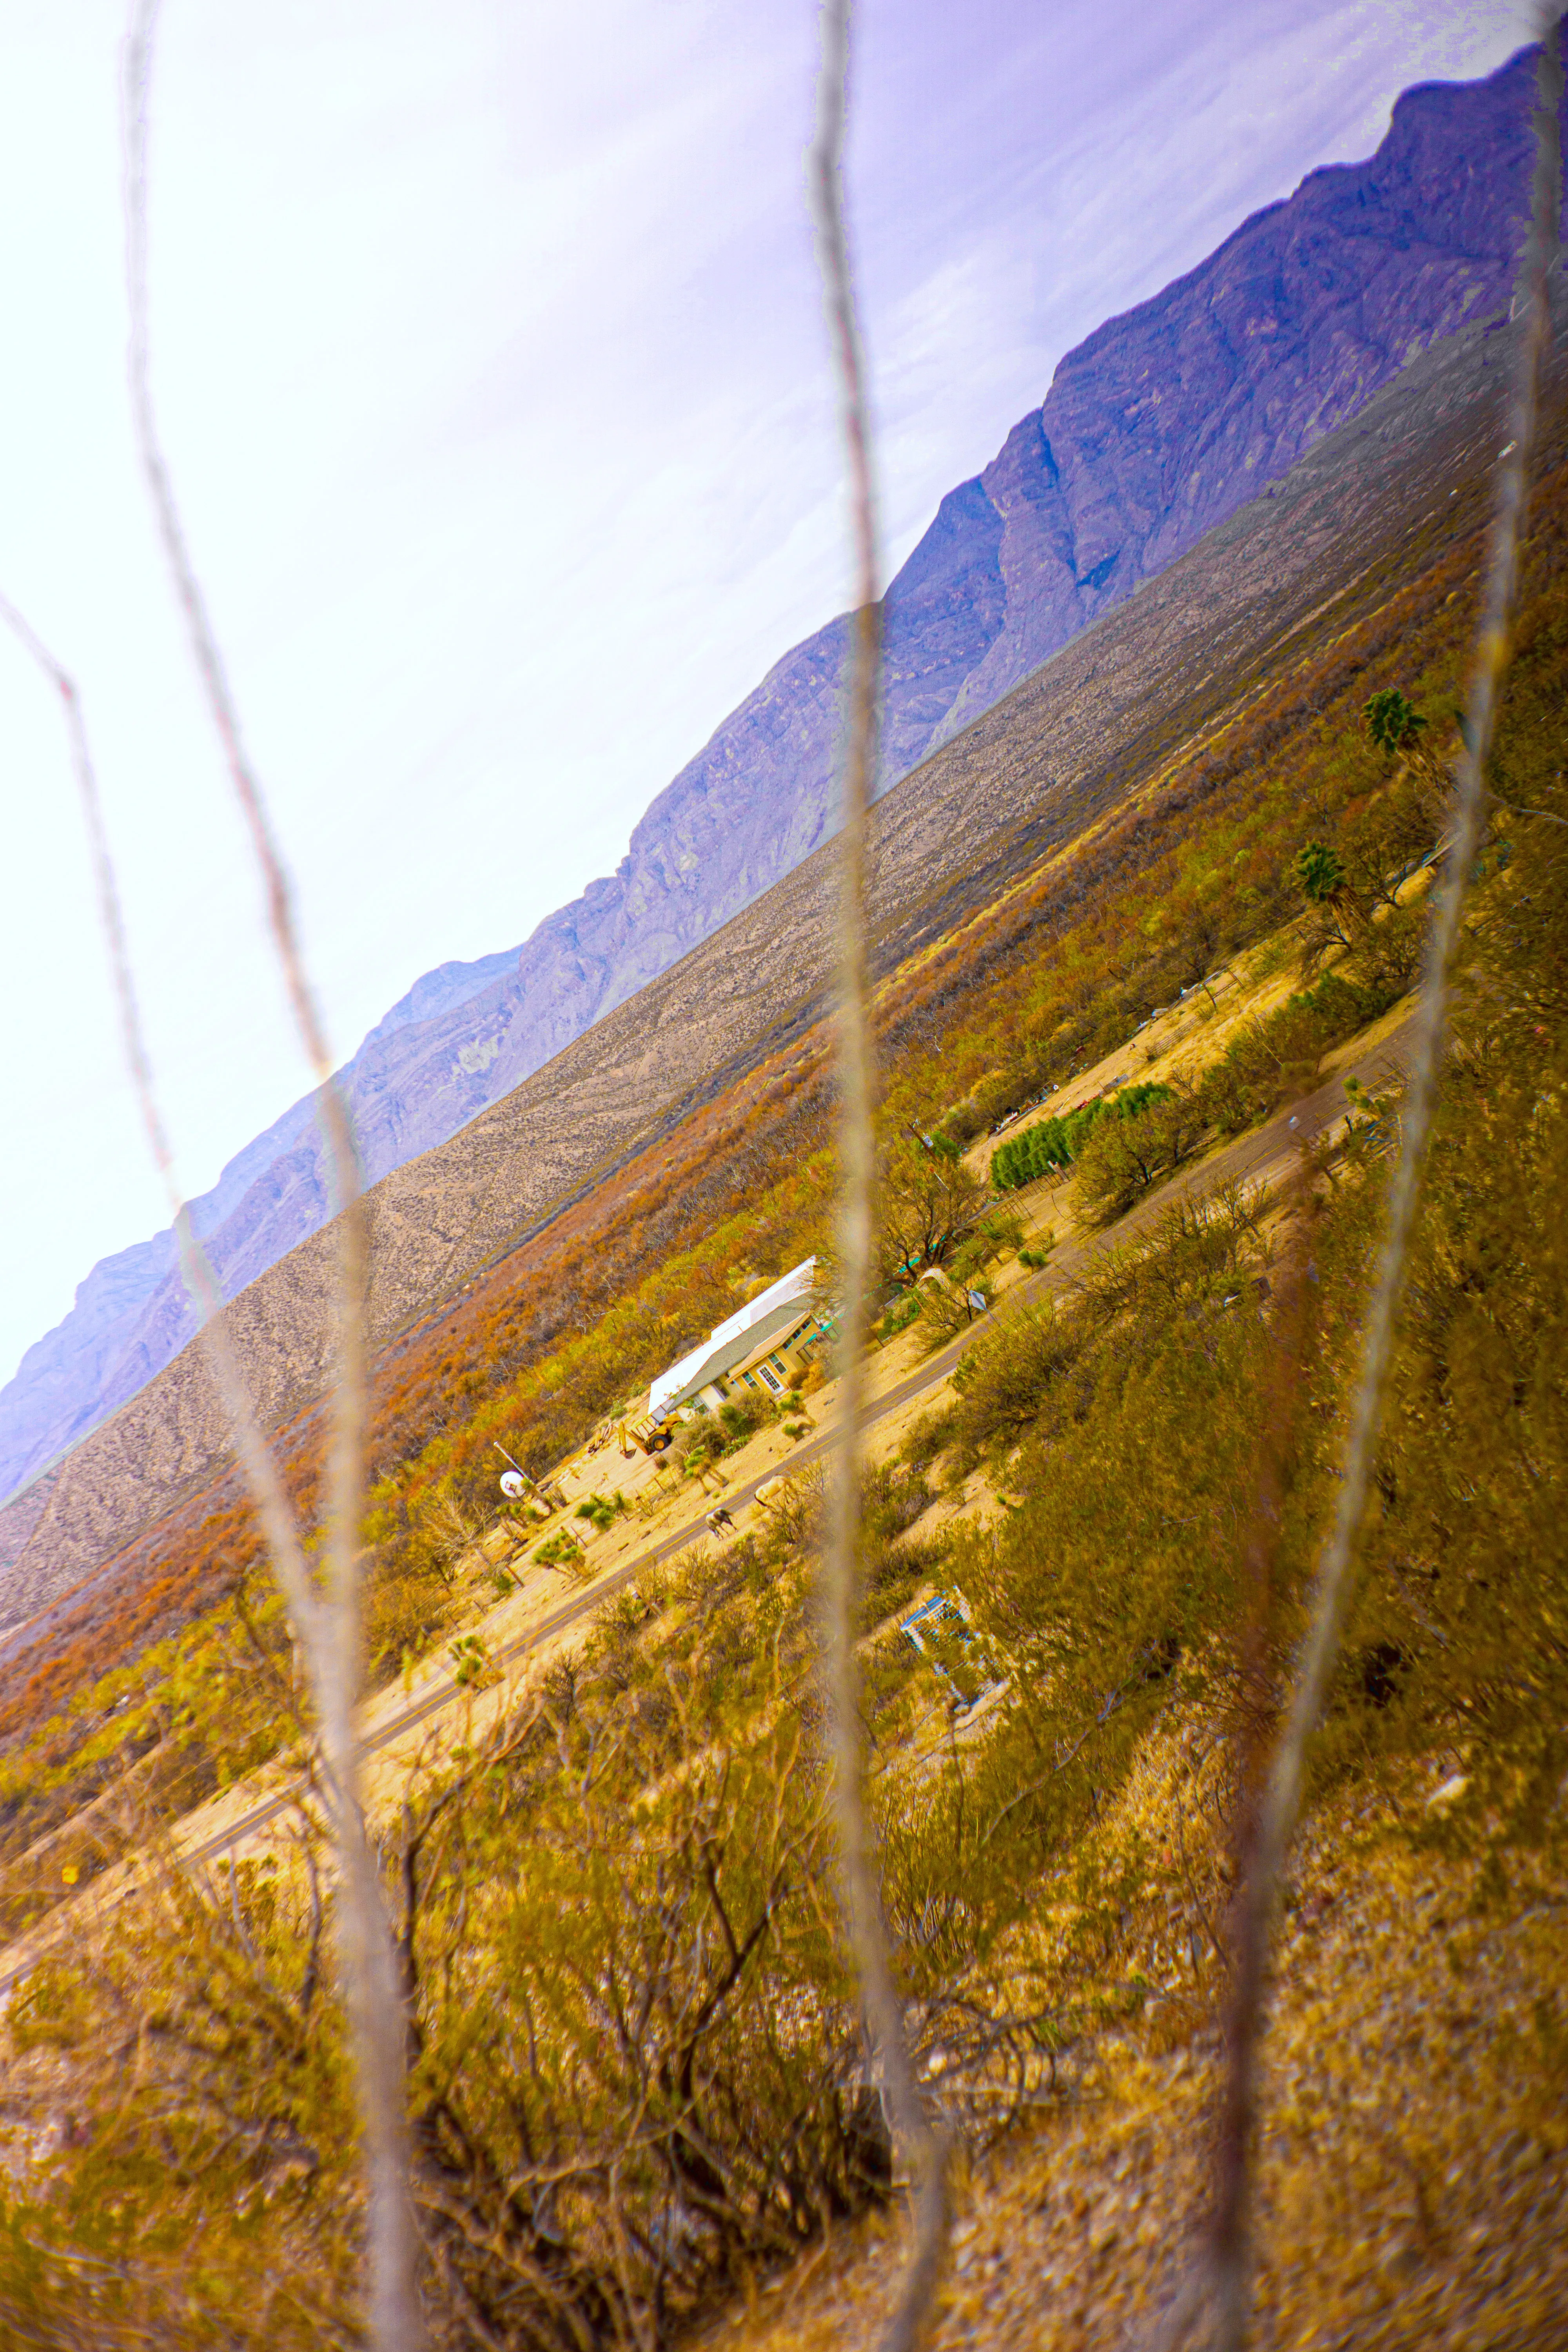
[118,8,422,2347]
[811,5,950,2347]
[1207,15,1565,2349]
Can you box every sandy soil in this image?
[697,1820,1568,2352]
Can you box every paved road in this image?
[0,1022,1408,1989]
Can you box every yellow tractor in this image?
[621,1414,675,1457]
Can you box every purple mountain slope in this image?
[0,44,1555,1506]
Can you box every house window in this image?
[756,1362,784,1393]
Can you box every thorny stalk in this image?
[1209,1147,1318,2330]
[0,599,319,1644]
[1209,16,1564,2350]
[117,8,423,2347]
[811,5,949,2348]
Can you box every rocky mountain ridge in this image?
[0,42,1556,1508]
[1,283,1546,1630]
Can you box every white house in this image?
[648,1258,829,1419]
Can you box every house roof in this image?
[649,1258,818,1418]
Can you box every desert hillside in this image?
[5,33,1567,2350]
[0,44,1556,1510]
[0,295,1534,1640]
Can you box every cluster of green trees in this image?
[987,960,1394,1225]
[990,1078,1172,1190]
[985,685,1447,1224]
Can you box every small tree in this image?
[1292,839,1364,973]
[1365,687,1428,758]
[1292,841,1347,906]
[1172,896,1234,1008]
[1073,1092,1201,1224]
[876,1140,989,1288]
[905,1119,962,1163]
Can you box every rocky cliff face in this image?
[0,44,1554,1507]
[5,285,1538,1629]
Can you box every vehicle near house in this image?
[621,1415,675,1455]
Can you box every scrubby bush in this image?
[874,1287,924,1343]
[913,1269,996,1352]
[899,1405,957,1472]
[861,1456,933,1549]
[1071,1088,1208,1223]
[948,1292,1089,1445]
[970,1208,1025,1266]
[1344,898,1425,996]
[573,1489,626,1532]
[1194,968,1394,1139]
[718,1390,773,1444]
[533,1528,587,1573]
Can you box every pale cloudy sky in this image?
[0,0,1525,1380]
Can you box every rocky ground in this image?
[700,1810,1568,2352]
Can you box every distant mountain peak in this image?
[0,41,1554,1509]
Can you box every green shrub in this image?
[447,1633,493,1689]
[1294,840,1347,904]
[875,1289,924,1342]
[991,1082,1172,1190]
[1071,1089,1206,1223]
[534,1528,587,1572]
[573,1489,627,1532]
[681,1418,726,1472]
[1364,685,1428,756]
[719,1391,773,1445]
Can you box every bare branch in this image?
[0,596,319,1630]
[1211,17,1565,2349]
[810,5,949,2346]
[109,8,422,2343]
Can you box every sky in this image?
[0,0,1528,1385]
